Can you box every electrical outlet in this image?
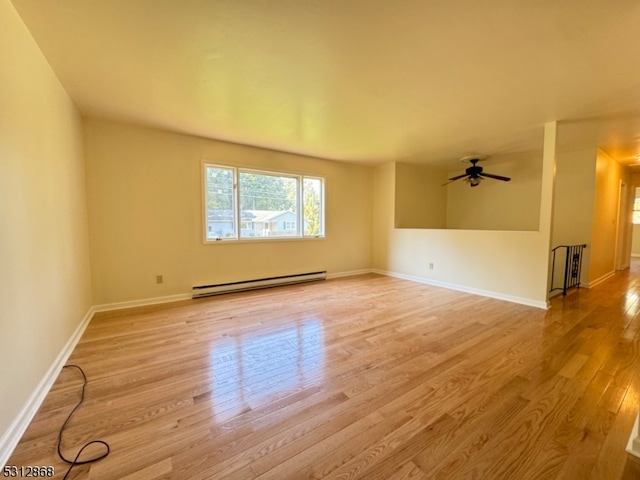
[429,263,434,270]
[156,275,163,284]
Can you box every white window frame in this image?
[203,163,325,243]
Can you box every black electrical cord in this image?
[57,365,110,479]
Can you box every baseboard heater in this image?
[192,271,327,298]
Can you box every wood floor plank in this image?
[6,267,640,479]
[386,461,429,480]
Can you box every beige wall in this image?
[394,153,542,232]
[0,0,91,447]
[372,163,553,306]
[394,163,447,229]
[552,148,596,245]
[589,150,629,284]
[445,153,542,231]
[372,124,557,308]
[550,148,597,288]
[371,162,395,269]
[84,118,372,305]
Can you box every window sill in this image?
[204,236,325,245]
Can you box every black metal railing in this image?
[550,244,587,296]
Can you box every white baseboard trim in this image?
[627,412,640,458]
[372,269,549,310]
[93,272,378,313]
[327,269,373,280]
[92,293,192,313]
[0,307,94,468]
[95,272,376,312]
[584,271,615,289]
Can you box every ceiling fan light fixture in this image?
[469,177,481,187]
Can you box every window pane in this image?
[303,177,324,237]
[205,165,236,240]
[239,171,297,238]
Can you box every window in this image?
[303,177,323,236]
[634,189,640,224]
[204,164,325,242]
[204,166,236,239]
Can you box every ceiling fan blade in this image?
[480,172,511,182]
[442,175,466,187]
[441,175,468,186]
[447,173,469,181]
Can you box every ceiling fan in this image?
[442,155,511,187]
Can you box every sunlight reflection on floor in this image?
[207,318,325,419]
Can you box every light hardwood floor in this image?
[6,266,640,479]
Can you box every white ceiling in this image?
[11,0,640,166]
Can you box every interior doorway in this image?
[615,181,630,271]
[629,186,640,264]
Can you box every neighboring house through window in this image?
[204,164,324,242]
